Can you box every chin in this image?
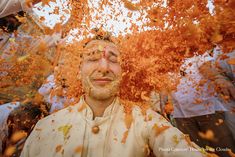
[82,77,120,100]
[89,88,116,100]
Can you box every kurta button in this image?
[92,126,100,134]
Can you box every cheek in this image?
[111,64,122,77]
[80,63,94,77]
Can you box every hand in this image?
[214,78,235,101]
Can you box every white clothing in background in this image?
[172,53,227,118]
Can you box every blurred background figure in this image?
[38,51,77,113]
[161,52,235,157]
[0,0,61,105]
[0,71,71,155]
[38,74,66,113]
[150,91,175,126]
[1,102,48,157]
[149,91,161,113]
[0,11,23,33]
[200,47,235,140]
[0,102,20,154]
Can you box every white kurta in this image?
[21,97,206,157]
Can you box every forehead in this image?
[84,40,119,54]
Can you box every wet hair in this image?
[83,28,114,48]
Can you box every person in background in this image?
[161,52,235,157]
[0,11,23,33]
[0,2,59,153]
[1,102,48,157]
[0,12,25,104]
[38,74,67,113]
[199,47,235,140]
[0,0,61,104]
[0,102,20,154]
[149,91,161,113]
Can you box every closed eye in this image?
[109,56,118,63]
[87,57,99,62]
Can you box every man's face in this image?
[80,40,122,100]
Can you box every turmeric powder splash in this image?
[1,0,235,104]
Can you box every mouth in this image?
[92,78,113,86]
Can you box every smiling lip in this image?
[92,78,112,85]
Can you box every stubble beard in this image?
[82,76,121,100]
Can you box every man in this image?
[199,47,235,140]
[38,74,67,113]
[20,37,206,157]
[164,53,235,157]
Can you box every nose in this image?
[97,58,109,74]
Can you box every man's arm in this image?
[199,61,222,80]
[0,0,41,18]
[199,61,235,100]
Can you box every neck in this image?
[84,95,115,119]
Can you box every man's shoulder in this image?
[119,101,166,122]
[36,103,81,128]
